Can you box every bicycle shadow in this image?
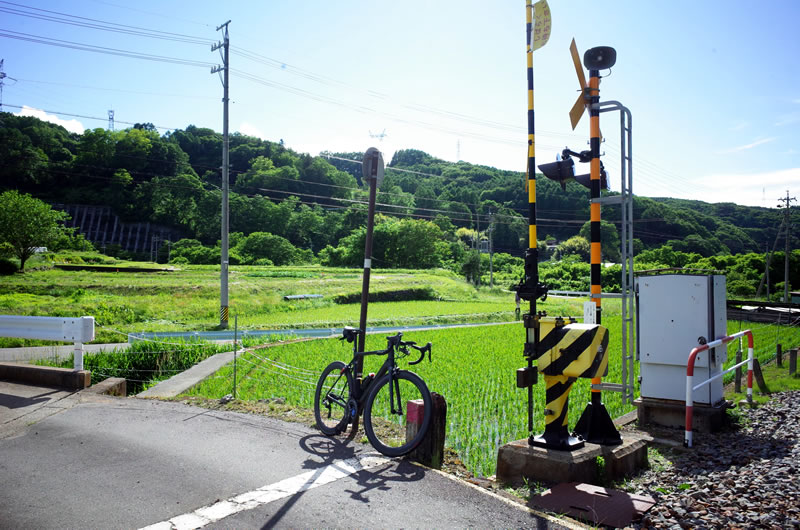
[260,433,425,528]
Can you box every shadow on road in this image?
[259,434,425,528]
[0,389,60,409]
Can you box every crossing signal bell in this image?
[538,149,608,191]
[583,46,617,70]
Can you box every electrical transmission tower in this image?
[778,190,797,302]
[108,109,115,131]
[212,20,231,329]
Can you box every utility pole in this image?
[0,59,18,113]
[778,190,796,302]
[212,21,231,329]
[489,211,494,288]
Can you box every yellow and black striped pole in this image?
[573,67,622,445]
[522,0,542,446]
[517,0,551,447]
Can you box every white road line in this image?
[139,454,390,530]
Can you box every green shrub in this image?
[333,287,438,304]
[0,258,19,275]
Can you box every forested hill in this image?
[0,111,788,261]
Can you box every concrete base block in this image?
[496,434,648,487]
[0,362,90,390]
[635,397,726,432]
[85,377,127,396]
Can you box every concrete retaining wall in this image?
[0,363,90,390]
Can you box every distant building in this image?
[791,291,800,304]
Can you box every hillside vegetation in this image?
[1,112,797,297]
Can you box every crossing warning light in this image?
[538,149,608,191]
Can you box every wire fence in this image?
[6,308,797,401]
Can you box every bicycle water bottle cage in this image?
[341,327,360,343]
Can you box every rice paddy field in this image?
[6,256,800,476]
[186,317,800,477]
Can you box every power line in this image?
[13,77,216,100]
[0,28,215,68]
[3,103,181,131]
[0,1,213,45]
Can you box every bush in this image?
[0,258,19,275]
[333,287,438,304]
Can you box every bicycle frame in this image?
[349,344,398,405]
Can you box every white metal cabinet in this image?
[636,273,727,404]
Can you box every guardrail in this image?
[685,329,753,447]
[0,315,95,371]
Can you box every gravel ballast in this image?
[627,391,800,529]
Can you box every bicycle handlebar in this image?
[385,332,432,365]
[407,342,432,366]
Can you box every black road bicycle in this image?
[313,327,433,457]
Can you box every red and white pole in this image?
[685,330,754,448]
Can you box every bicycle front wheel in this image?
[363,370,432,457]
[314,361,353,436]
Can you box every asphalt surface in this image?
[0,381,574,529]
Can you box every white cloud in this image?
[729,120,749,131]
[718,137,775,154]
[15,105,84,134]
[238,122,267,139]
[692,167,800,206]
[774,112,800,127]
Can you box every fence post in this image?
[407,393,447,469]
[734,348,742,393]
[752,358,770,394]
[777,344,782,367]
[233,314,238,399]
[74,341,84,371]
[790,349,797,376]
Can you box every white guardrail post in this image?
[0,315,95,371]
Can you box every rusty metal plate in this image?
[530,482,655,528]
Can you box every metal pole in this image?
[588,67,603,395]
[233,314,238,399]
[357,148,384,379]
[525,0,537,443]
[780,190,795,303]
[489,212,494,288]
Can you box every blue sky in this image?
[2,0,798,207]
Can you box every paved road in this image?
[0,383,574,529]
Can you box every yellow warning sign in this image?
[532,0,551,51]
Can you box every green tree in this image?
[235,232,302,265]
[553,235,590,261]
[579,219,621,262]
[461,249,482,286]
[0,190,69,271]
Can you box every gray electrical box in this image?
[636,273,727,405]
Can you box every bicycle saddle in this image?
[341,326,360,343]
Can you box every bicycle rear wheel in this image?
[314,361,353,435]
[363,370,432,457]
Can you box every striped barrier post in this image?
[685,330,754,447]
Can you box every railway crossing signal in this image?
[538,148,609,191]
[517,35,623,451]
